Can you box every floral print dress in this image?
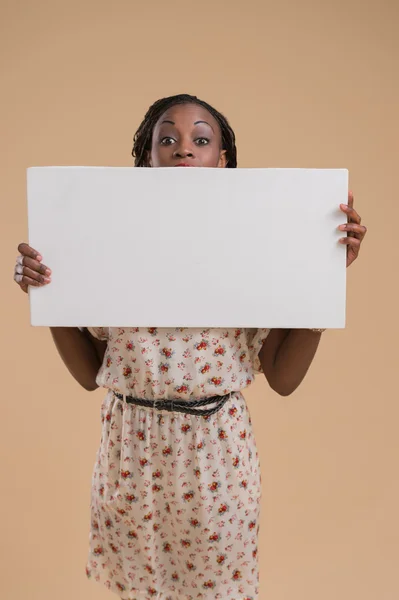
[85,327,270,600]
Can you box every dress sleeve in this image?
[86,327,109,341]
[246,328,271,374]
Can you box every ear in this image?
[218,149,228,168]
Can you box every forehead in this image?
[154,103,220,132]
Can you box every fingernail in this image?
[338,225,346,230]
[36,255,43,261]
[44,277,51,283]
[45,268,52,275]
[340,204,348,209]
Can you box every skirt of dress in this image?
[86,389,262,600]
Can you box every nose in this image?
[173,143,195,159]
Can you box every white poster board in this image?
[27,167,347,328]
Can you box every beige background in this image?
[1,0,398,598]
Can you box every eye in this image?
[195,137,210,146]
[160,137,175,146]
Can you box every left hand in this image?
[339,191,367,268]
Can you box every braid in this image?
[132,94,237,168]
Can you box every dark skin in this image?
[14,104,367,394]
[148,104,227,168]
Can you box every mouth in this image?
[175,163,194,167]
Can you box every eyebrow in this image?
[194,120,214,131]
[160,119,214,132]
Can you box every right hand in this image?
[14,243,52,294]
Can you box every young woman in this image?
[14,94,367,600]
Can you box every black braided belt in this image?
[113,391,232,416]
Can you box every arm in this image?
[50,327,107,391]
[258,328,323,396]
[13,243,108,391]
[258,192,368,396]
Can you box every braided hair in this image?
[132,94,237,168]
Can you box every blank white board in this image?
[27,167,347,328]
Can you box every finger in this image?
[346,193,356,234]
[17,243,42,262]
[18,266,51,285]
[15,273,42,287]
[21,274,42,287]
[339,236,361,247]
[340,204,361,225]
[20,256,51,276]
[338,224,367,239]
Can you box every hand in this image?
[339,191,367,268]
[14,243,52,294]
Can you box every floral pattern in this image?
[85,327,270,600]
[87,328,269,400]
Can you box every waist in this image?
[113,390,233,417]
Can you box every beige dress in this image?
[85,327,270,600]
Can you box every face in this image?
[148,103,227,168]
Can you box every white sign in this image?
[27,167,347,328]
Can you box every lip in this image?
[175,163,194,167]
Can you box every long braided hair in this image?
[132,94,237,168]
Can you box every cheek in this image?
[200,146,222,167]
[149,146,166,167]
